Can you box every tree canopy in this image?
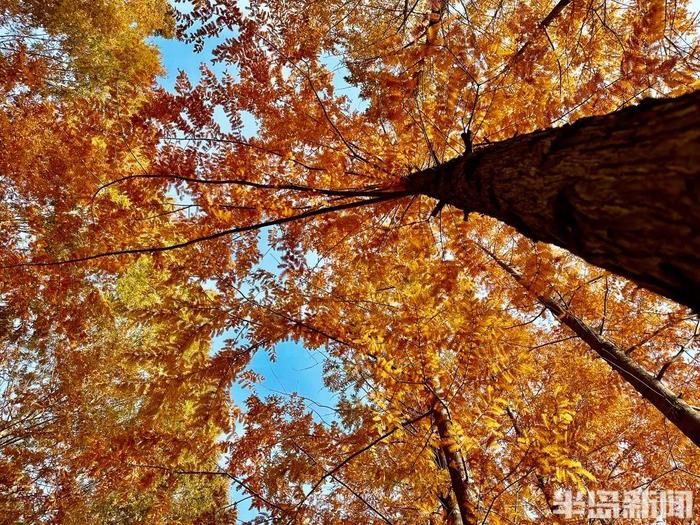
[1,0,700,523]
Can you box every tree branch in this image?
[2,194,407,269]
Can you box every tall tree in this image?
[27,0,697,308]
[407,91,700,312]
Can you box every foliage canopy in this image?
[1,0,699,523]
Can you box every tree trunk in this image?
[436,467,465,525]
[406,91,700,312]
[482,246,700,448]
[432,401,477,525]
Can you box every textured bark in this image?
[432,402,477,525]
[433,447,464,525]
[407,91,700,312]
[437,469,464,525]
[483,247,700,448]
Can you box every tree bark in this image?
[432,401,477,525]
[436,465,465,525]
[482,246,700,448]
[406,91,700,312]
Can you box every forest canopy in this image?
[1,0,700,523]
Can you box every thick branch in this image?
[94,173,403,201]
[432,401,477,525]
[407,90,700,312]
[481,246,700,448]
[3,194,405,268]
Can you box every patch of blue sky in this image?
[150,29,230,89]
[319,52,369,113]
